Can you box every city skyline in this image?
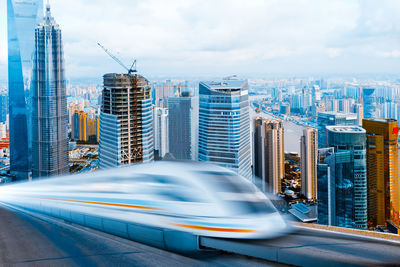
[1,0,400,83]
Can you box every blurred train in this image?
[0,161,291,250]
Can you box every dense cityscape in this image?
[0,0,400,265]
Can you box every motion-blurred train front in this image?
[0,162,291,244]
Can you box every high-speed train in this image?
[0,161,291,240]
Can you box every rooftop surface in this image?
[318,111,357,118]
[326,125,366,133]
[200,80,246,89]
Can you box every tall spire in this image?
[46,1,51,18]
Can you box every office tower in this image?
[311,102,325,121]
[323,126,367,229]
[362,119,399,229]
[353,103,364,125]
[280,104,290,115]
[339,99,355,113]
[86,117,99,143]
[317,112,358,148]
[99,73,153,168]
[198,80,251,179]
[380,101,398,121]
[0,94,8,123]
[8,0,43,179]
[72,112,80,139]
[79,111,88,141]
[253,118,284,193]
[300,128,318,200]
[363,88,376,119]
[71,111,99,143]
[312,85,321,104]
[317,147,335,225]
[31,5,68,178]
[153,106,168,160]
[168,95,198,160]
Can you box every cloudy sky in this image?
[0,0,399,81]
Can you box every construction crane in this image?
[97,42,137,74]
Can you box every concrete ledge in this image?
[294,222,400,242]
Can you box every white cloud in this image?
[1,0,400,80]
[376,50,400,58]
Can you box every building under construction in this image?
[99,73,153,168]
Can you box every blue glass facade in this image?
[321,126,368,229]
[363,88,376,119]
[198,80,251,179]
[0,95,8,123]
[317,112,358,148]
[168,96,198,160]
[7,0,43,178]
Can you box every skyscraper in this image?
[153,106,168,159]
[325,126,368,229]
[7,0,43,179]
[198,80,251,179]
[168,95,198,160]
[362,119,399,229]
[31,4,68,178]
[0,94,8,123]
[300,128,318,200]
[363,88,376,119]
[99,73,153,168]
[253,118,284,193]
[353,103,364,126]
[317,112,358,148]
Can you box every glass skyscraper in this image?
[198,80,251,179]
[363,88,376,119]
[168,96,198,160]
[317,112,358,148]
[7,0,43,179]
[321,126,368,229]
[32,5,69,178]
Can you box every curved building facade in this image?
[198,80,251,179]
[7,0,43,179]
[363,88,376,119]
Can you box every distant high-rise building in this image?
[339,98,355,113]
[363,88,376,119]
[32,5,68,178]
[380,101,398,121]
[153,106,168,159]
[353,103,364,126]
[311,102,325,121]
[300,128,318,200]
[8,0,43,179]
[198,80,251,179]
[324,126,368,229]
[99,73,153,168]
[253,118,284,193]
[168,95,198,160]
[362,119,400,229]
[317,112,358,148]
[71,111,99,143]
[0,94,8,123]
[312,85,321,104]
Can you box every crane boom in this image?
[97,42,137,74]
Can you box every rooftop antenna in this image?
[97,42,137,74]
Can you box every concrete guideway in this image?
[200,224,400,266]
[0,204,279,266]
